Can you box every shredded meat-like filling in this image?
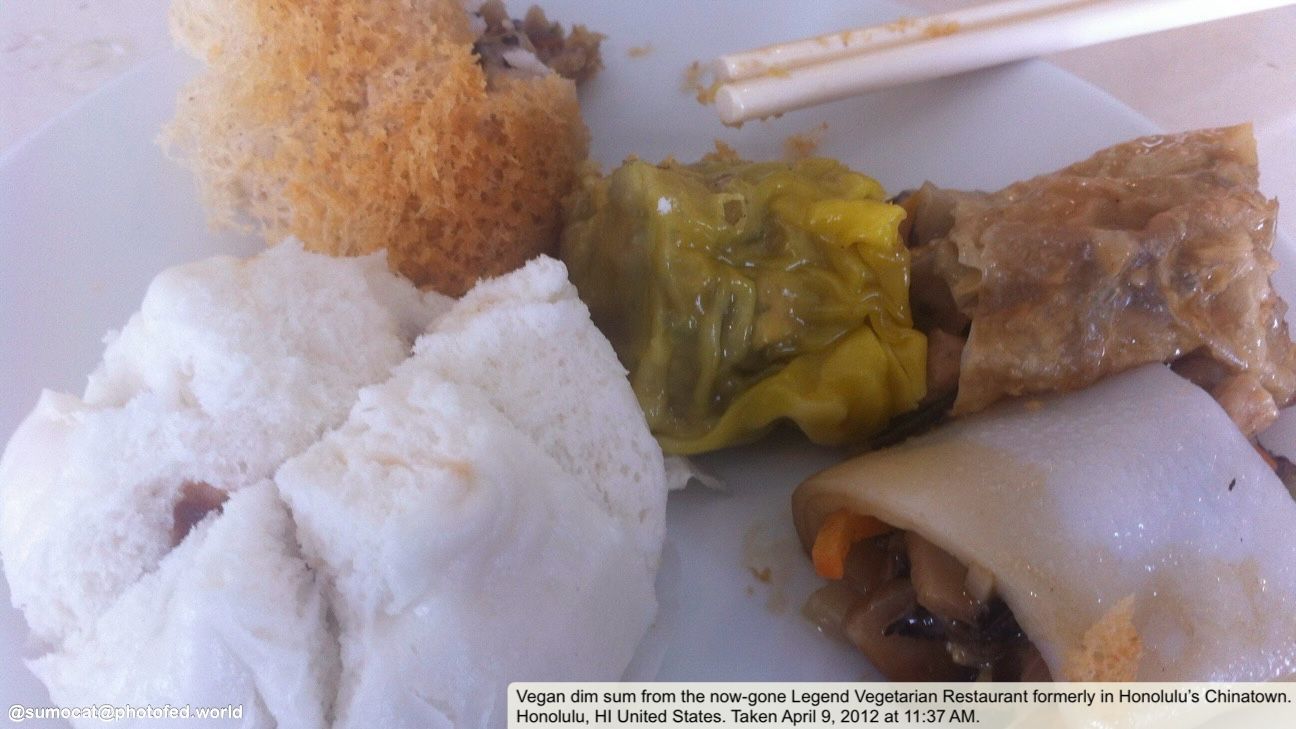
[804,527,1051,681]
[473,1,604,85]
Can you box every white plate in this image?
[4,0,1291,718]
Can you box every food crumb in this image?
[837,30,857,45]
[682,60,721,104]
[923,20,960,38]
[742,518,800,614]
[682,60,704,92]
[517,4,607,84]
[783,122,829,160]
[886,16,917,32]
[702,140,741,163]
[627,43,653,58]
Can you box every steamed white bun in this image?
[0,241,447,647]
[0,247,667,729]
[277,257,666,728]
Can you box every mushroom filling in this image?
[472,1,604,86]
[803,515,1051,681]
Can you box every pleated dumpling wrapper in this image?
[0,245,667,729]
[794,364,1296,681]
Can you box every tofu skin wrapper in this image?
[908,125,1296,416]
[793,364,1296,681]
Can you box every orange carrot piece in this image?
[811,509,891,579]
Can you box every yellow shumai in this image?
[561,156,926,454]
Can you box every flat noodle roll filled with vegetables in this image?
[793,365,1296,681]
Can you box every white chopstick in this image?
[712,0,1296,125]
[715,0,1087,83]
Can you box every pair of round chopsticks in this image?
[710,0,1296,125]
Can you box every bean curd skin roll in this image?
[793,364,1296,682]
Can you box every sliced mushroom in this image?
[841,534,903,596]
[944,599,1027,672]
[841,578,972,681]
[804,514,1049,681]
[906,531,981,624]
[964,562,996,604]
[1171,348,1230,390]
[923,329,966,402]
[802,582,859,640]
